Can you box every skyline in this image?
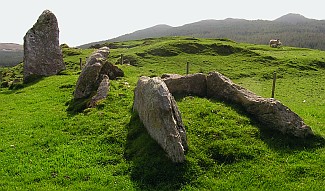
[1,0,324,46]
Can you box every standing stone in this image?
[133,76,188,163]
[23,10,65,83]
[207,71,313,138]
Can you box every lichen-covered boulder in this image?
[207,71,313,138]
[133,76,188,163]
[23,10,65,83]
[100,60,124,80]
[74,47,109,99]
[74,47,123,100]
[88,74,110,108]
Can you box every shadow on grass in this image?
[203,97,325,152]
[125,94,325,190]
[258,124,325,152]
[65,97,90,116]
[65,95,106,116]
[220,99,325,152]
[125,112,197,190]
[0,77,44,95]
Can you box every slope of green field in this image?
[0,37,324,190]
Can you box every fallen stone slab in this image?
[133,76,188,163]
[207,71,313,138]
[162,73,207,97]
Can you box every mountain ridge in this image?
[79,13,325,50]
[274,13,314,23]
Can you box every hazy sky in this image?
[1,0,324,46]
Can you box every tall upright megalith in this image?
[23,10,65,83]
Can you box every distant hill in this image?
[0,43,23,51]
[274,13,312,23]
[79,24,173,49]
[79,13,325,50]
[0,43,23,67]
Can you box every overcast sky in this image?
[1,0,324,46]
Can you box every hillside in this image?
[0,43,23,67]
[82,24,173,48]
[80,13,325,50]
[1,37,325,190]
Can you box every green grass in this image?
[1,37,325,190]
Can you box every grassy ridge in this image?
[0,37,325,190]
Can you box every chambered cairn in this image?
[132,72,313,163]
[23,10,65,83]
[161,72,313,138]
[133,72,313,163]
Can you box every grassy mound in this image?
[1,37,325,190]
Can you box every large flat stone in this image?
[133,76,188,163]
[162,73,207,97]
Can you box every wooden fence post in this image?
[79,58,82,70]
[121,54,124,65]
[186,62,190,75]
[271,71,276,98]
